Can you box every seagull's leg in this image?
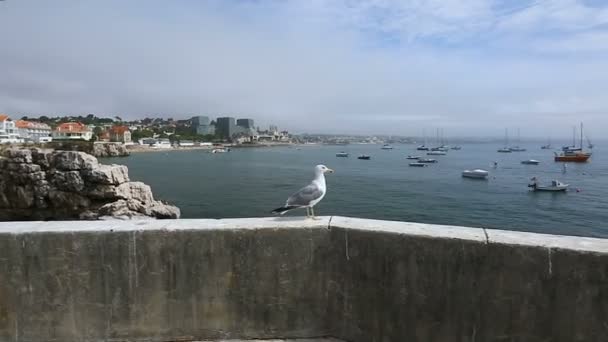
[310,206,321,220]
[305,207,311,218]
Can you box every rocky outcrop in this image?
[92,143,130,157]
[0,148,179,220]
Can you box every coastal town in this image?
[0,113,412,150]
[0,114,293,149]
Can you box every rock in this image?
[52,151,99,171]
[92,143,130,158]
[4,148,33,163]
[150,202,181,219]
[6,162,42,173]
[82,164,129,185]
[51,171,85,192]
[0,148,180,220]
[30,148,52,169]
[48,190,91,209]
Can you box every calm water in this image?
[106,142,608,238]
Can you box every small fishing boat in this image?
[462,169,489,179]
[409,162,427,167]
[406,155,420,160]
[381,144,394,150]
[336,152,349,157]
[427,151,447,155]
[528,178,569,192]
[521,159,540,165]
[418,158,437,163]
[357,155,371,160]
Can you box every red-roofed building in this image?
[109,125,131,143]
[15,120,52,143]
[52,122,93,141]
[0,114,22,143]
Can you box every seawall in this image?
[0,217,606,342]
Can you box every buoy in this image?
[576,188,581,193]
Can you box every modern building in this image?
[215,117,236,140]
[109,125,132,143]
[236,118,254,130]
[191,116,213,135]
[0,115,22,143]
[15,120,52,143]
[52,122,93,141]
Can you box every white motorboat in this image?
[416,145,429,151]
[418,158,437,163]
[427,151,447,155]
[409,162,427,167]
[406,155,420,160]
[336,152,349,157]
[211,148,229,153]
[521,159,540,165]
[497,147,512,153]
[528,178,568,192]
[381,144,394,150]
[462,169,489,179]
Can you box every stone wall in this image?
[0,148,179,220]
[0,217,606,342]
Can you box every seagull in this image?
[272,164,334,219]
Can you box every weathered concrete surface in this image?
[0,216,607,342]
[0,217,332,342]
[328,217,608,342]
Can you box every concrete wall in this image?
[0,217,606,342]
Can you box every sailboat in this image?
[430,128,449,151]
[510,128,526,152]
[417,129,429,150]
[497,129,512,153]
[555,123,591,162]
[541,137,552,149]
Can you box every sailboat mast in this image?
[580,122,583,149]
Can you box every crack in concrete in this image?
[327,216,334,230]
[482,228,490,245]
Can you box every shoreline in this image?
[127,143,294,153]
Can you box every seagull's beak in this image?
[326,168,335,174]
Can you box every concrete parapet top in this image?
[0,215,606,254]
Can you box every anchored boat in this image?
[336,152,349,157]
[357,155,371,160]
[521,159,540,165]
[528,178,568,192]
[462,169,489,179]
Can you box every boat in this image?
[430,146,449,152]
[450,146,462,150]
[541,137,552,149]
[418,158,437,163]
[497,147,512,153]
[211,148,229,153]
[406,155,420,160]
[462,169,489,179]
[427,151,447,155]
[336,152,349,157]
[510,129,526,152]
[357,155,371,160]
[498,129,512,152]
[381,144,394,150]
[528,178,569,192]
[417,129,429,150]
[521,159,540,165]
[555,123,591,162]
[409,162,428,167]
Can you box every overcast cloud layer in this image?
[1,0,607,137]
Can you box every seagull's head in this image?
[316,164,334,174]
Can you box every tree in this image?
[20,116,29,120]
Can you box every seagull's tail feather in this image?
[271,205,299,215]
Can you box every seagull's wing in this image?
[286,182,324,207]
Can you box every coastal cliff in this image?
[0,148,180,220]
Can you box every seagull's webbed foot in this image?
[310,207,322,220]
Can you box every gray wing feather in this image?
[286,183,324,206]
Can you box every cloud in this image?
[0,0,607,137]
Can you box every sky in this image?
[0,0,607,137]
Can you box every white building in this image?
[0,115,22,143]
[52,122,93,141]
[15,120,52,143]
